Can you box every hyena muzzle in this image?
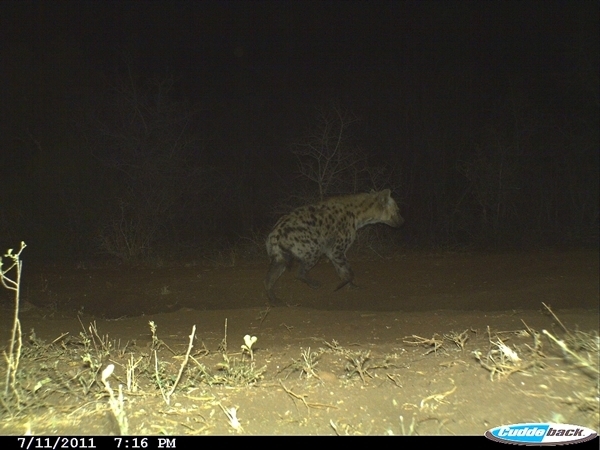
[264,189,404,304]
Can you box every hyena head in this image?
[356,189,404,229]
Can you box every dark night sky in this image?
[3,1,595,100]
[0,0,598,256]
[1,1,596,146]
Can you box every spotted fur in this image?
[265,189,403,304]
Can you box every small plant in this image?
[473,326,529,380]
[164,325,196,405]
[213,353,265,386]
[403,334,445,355]
[101,364,128,435]
[150,323,196,405]
[444,329,471,351]
[79,348,104,395]
[203,321,265,387]
[74,319,115,394]
[299,347,320,379]
[219,403,243,433]
[148,321,175,354]
[543,329,599,379]
[323,339,343,352]
[419,381,457,412]
[345,350,373,384]
[84,320,112,356]
[542,302,599,379]
[126,354,143,393]
[1,241,27,407]
[149,321,160,350]
[152,351,173,401]
[284,347,321,380]
[399,415,418,436]
[218,319,228,353]
[241,335,257,361]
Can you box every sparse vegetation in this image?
[1,245,597,435]
[1,304,597,434]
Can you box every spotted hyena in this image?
[265,189,404,304]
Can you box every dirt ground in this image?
[0,249,598,436]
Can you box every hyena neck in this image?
[355,216,380,229]
[349,198,381,229]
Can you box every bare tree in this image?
[291,106,367,202]
[90,70,205,262]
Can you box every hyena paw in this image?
[298,276,321,289]
[266,290,284,306]
[308,279,321,289]
[334,280,359,291]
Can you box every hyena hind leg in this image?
[264,260,287,304]
[296,259,321,289]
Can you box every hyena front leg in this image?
[328,251,356,291]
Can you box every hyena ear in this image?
[379,189,391,199]
[376,189,392,205]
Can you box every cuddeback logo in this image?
[485,423,597,445]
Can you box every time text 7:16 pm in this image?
[114,438,177,449]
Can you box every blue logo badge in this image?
[485,423,597,445]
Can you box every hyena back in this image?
[265,189,403,304]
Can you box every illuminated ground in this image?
[1,250,598,435]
